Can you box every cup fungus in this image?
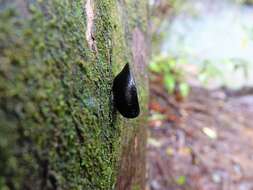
[112,63,140,118]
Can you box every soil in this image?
[147,81,253,190]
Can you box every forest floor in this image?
[147,75,253,190]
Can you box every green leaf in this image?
[176,175,186,186]
[164,74,176,93]
[149,61,161,72]
[149,112,166,121]
[179,83,190,97]
[167,58,176,67]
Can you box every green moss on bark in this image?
[0,0,118,189]
[0,0,148,190]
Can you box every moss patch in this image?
[0,0,126,189]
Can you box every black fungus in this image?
[112,63,140,118]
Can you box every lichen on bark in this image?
[0,0,149,190]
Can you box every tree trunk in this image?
[0,0,149,190]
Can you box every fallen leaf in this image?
[148,138,162,148]
[202,127,217,139]
[166,147,174,156]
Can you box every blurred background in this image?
[147,0,253,189]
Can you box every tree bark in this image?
[0,0,149,190]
